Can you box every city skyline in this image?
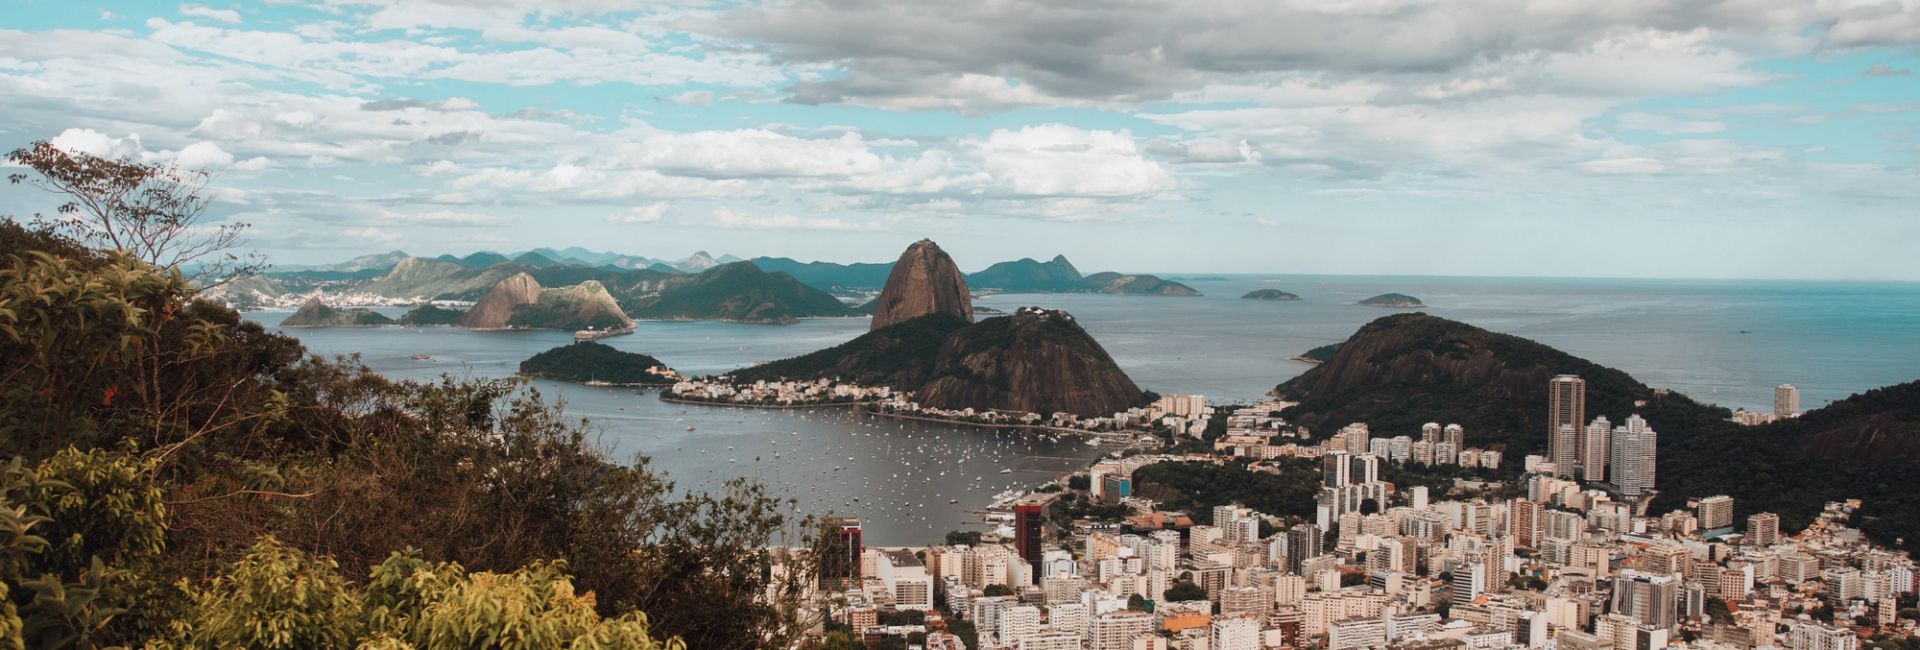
[2,2,1919,280]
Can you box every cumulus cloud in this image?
[968,124,1176,197]
[47,128,144,158]
[179,4,241,24]
[609,203,670,224]
[672,90,714,106]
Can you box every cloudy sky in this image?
[2,0,1918,279]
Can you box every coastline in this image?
[659,395,875,410]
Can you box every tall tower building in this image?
[1611,415,1658,498]
[1748,513,1781,546]
[1582,415,1612,483]
[1014,502,1045,568]
[1286,524,1322,574]
[1775,384,1801,418]
[1549,375,1587,477]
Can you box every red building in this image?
[1014,502,1044,567]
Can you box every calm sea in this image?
[252,274,1920,543]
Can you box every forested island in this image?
[1358,292,1424,307]
[519,341,677,385]
[1241,288,1301,301]
[281,297,395,327]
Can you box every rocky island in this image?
[519,341,677,385]
[398,304,465,326]
[457,273,635,331]
[1241,288,1301,301]
[1358,292,1424,308]
[728,239,1150,416]
[280,297,395,328]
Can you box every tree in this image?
[1127,594,1152,612]
[982,584,1014,598]
[1164,581,1206,602]
[8,140,262,288]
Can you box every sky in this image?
[1,1,1917,280]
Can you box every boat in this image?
[999,468,1012,474]
[409,354,431,361]
[685,426,696,431]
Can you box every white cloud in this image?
[1579,157,1669,175]
[343,227,400,243]
[179,4,241,24]
[672,90,714,106]
[174,141,235,169]
[1614,112,1727,135]
[609,203,669,224]
[969,124,1176,197]
[381,208,503,226]
[709,206,875,231]
[47,128,144,158]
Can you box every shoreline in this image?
[864,409,1139,440]
[658,395,876,410]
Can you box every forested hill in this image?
[1271,312,1728,458]
[1271,311,1920,553]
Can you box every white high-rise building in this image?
[1210,613,1261,650]
[1775,384,1801,418]
[1582,416,1611,482]
[1787,622,1858,650]
[1610,415,1658,497]
[999,605,1042,647]
[1089,611,1153,650]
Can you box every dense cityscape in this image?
[763,378,1913,650]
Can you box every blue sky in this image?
[2,0,1917,279]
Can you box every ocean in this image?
[251,274,1920,543]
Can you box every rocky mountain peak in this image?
[870,239,972,331]
[458,272,543,329]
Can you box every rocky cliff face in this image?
[458,272,543,329]
[870,239,972,331]
[517,280,635,330]
[916,308,1145,417]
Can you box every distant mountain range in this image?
[752,253,1200,296]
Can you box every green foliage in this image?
[163,538,680,650]
[0,219,823,648]
[281,300,395,328]
[982,585,1013,598]
[944,530,984,546]
[506,301,629,331]
[727,313,969,388]
[1132,460,1320,522]
[1127,594,1151,612]
[518,342,674,385]
[1163,581,1206,602]
[398,304,464,327]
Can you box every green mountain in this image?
[399,304,465,326]
[281,297,395,328]
[627,262,854,323]
[1654,380,1920,549]
[726,313,970,388]
[731,308,1147,416]
[1080,272,1202,296]
[1271,313,1728,458]
[966,255,1084,292]
[1271,312,1920,552]
[916,308,1148,416]
[1242,289,1301,301]
[749,257,895,291]
[1359,293,1424,307]
[519,342,675,385]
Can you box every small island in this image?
[1358,293,1424,308]
[399,304,465,326]
[1291,343,1341,364]
[281,297,395,328]
[1241,289,1301,301]
[518,341,678,386]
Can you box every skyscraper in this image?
[1014,502,1045,567]
[1611,415,1657,498]
[1582,415,1612,482]
[1775,384,1800,418]
[1748,513,1781,546]
[1286,524,1321,574]
[1549,375,1586,477]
